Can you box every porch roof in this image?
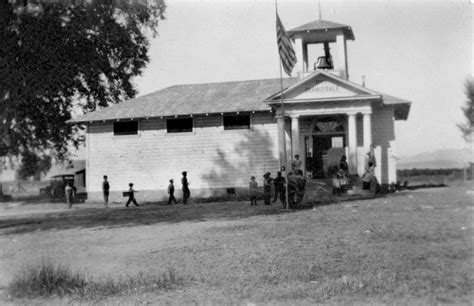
[264,71,411,120]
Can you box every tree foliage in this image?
[16,151,51,180]
[458,76,474,142]
[0,0,166,166]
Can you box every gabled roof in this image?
[68,78,298,123]
[288,19,355,40]
[68,72,410,123]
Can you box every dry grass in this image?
[1,184,473,304]
[8,261,185,300]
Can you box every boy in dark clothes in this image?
[263,172,273,205]
[125,183,139,207]
[168,179,177,204]
[272,171,286,205]
[181,171,190,204]
[102,175,110,208]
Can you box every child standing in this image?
[273,171,286,205]
[125,183,139,207]
[102,175,110,208]
[249,176,258,206]
[181,171,190,204]
[168,179,177,204]
[263,172,273,205]
[65,181,74,209]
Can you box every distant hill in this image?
[397,148,472,169]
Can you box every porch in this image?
[277,111,379,181]
[264,71,409,189]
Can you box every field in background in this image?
[0,183,472,304]
[397,168,470,187]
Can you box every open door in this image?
[312,134,346,179]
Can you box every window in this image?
[113,121,138,135]
[167,118,193,133]
[223,114,250,130]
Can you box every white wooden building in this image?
[69,19,410,202]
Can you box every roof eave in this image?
[266,95,380,105]
[289,30,355,41]
[66,109,274,124]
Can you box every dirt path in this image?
[0,213,239,288]
[0,199,278,289]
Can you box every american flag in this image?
[276,13,296,77]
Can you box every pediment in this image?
[293,80,359,99]
[266,71,378,102]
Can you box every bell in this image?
[314,56,333,70]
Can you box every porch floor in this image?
[301,175,376,205]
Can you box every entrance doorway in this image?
[311,134,346,179]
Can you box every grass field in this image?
[0,183,472,304]
[397,173,465,187]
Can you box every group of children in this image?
[101,171,191,207]
[249,171,287,206]
[167,171,190,205]
[97,150,379,210]
[249,155,303,207]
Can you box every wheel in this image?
[39,189,48,197]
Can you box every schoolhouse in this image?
[69,18,410,202]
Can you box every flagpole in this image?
[318,0,322,20]
[275,0,290,210]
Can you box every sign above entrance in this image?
[296,80,357,100]
[287,80,359,100]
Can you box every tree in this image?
[16,151,51,180]
[0,0,166,166]
[458,77,474,142]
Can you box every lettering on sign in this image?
[305,84,340,93]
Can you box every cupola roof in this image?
[288,19,355,40]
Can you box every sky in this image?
[133,0,472,159]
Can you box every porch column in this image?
[277,116,287,169]
[363,112,372,152]
[291,115,300,160]
[347,113,358,174]
[336,34,348,79]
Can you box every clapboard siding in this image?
[86,113,278,201]
[371,104,396,184]
[85,105,399,201]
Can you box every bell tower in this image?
[287,19,354,80]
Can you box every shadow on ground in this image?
[0,192,386,236]
[0,201,290,235]
[0,183,448,236]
